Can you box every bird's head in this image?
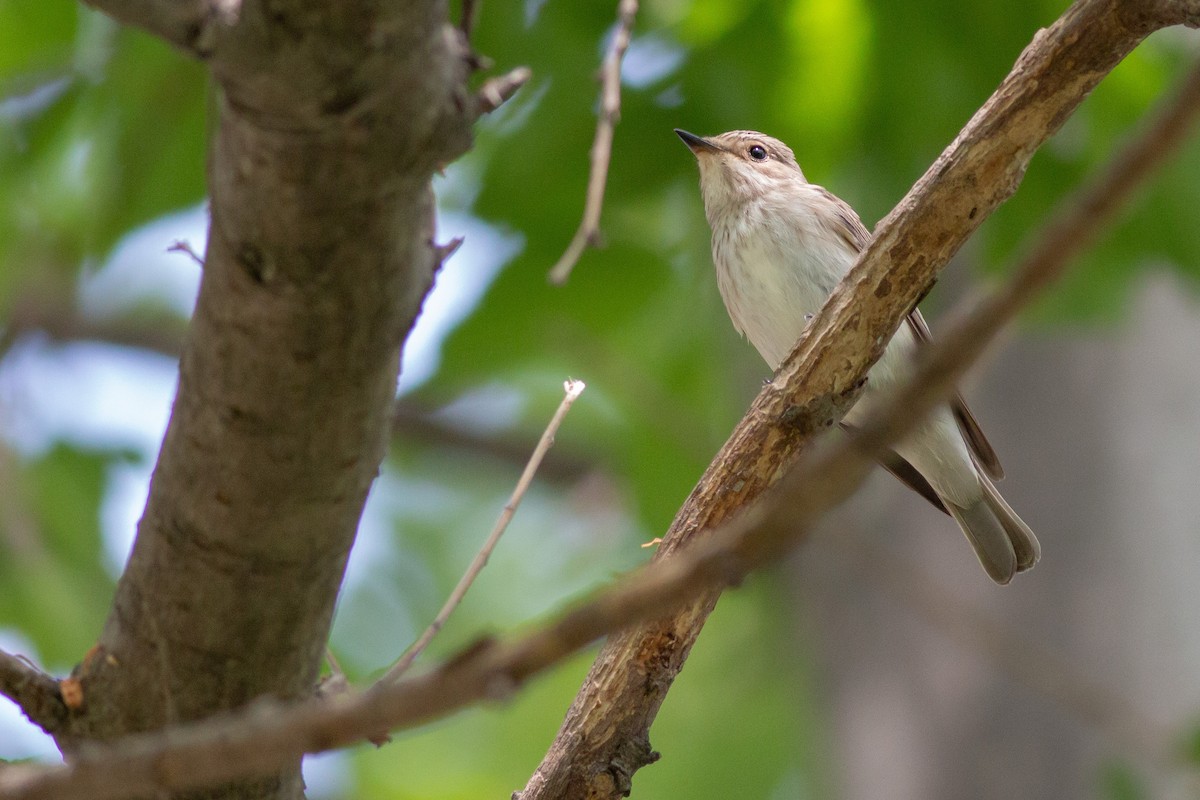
[675,129,807,215]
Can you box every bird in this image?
[676,128,1039,584]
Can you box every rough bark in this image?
[61,0,474,797]
[518,1,1198,797]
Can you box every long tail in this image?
[944,476,1040,585]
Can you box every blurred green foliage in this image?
[1099,762,1147,800]
[1,0,1198,795]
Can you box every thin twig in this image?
[460,0,480,41]
[166,240,205,268]
[322,648,345,686]
[379,379,587,685]
[477,66,532,114]
[547,0,638,285]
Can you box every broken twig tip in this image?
[167,240,205,268]
[478,66,533,114]
[435,236,465,263]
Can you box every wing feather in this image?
[824,196,1006,482]
[905,309,1004,480]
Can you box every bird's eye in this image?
[748,145,768,161]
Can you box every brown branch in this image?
[2,39,1197,800]
[381,379,586,683]
[460,0,481,43]
[547,0,639,285]
[0,650,67,738]
[519,2,1200,796]
[76,0,239,58]
[1,297,593,484]
[477,66,533,114]
[4,296,189,359]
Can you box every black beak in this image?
[675,128,720,154]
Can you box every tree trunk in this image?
[63,2,473,797]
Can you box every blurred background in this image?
[2,1,1199,798]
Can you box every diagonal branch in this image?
[3,38,1197,800]
[547,0,639,285]
[519,1,1200,796]
[381,379,586,683]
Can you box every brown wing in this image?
[842,423,951,516]
[822,186,1004,483]
[905,309,1004,480]
[819,187,872,252]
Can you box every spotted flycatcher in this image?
[677,128,1039,584]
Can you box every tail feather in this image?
[945,499,1017,584]
[944,477,1040,585]
[980,476,1040,570]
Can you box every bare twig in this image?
[321,648,345,686]
[433,236,465,264]
[547,0,638,285]
[477,66,533,114]
[166,240,205,268]
[3,51,1196,800]
[381,379,586,684]
[0,649,67,737]
[460,0,480,41]
[2,296,188,359]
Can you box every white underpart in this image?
[704,175,981,508]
